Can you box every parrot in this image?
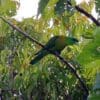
[30,35,78,65]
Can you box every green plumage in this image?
[30,35,78,65]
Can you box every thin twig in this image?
[67,1,100,26]
[0,16,89,96]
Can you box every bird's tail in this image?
[30,52,47,65]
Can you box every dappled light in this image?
[0,0,100,100]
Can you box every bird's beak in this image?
[75,40,79,45]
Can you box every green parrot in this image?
[30,35,78,65]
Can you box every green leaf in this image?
[37,0,50,15]
[77,27,100,66]
[54,0,68,15]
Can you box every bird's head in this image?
[66,37,79,45]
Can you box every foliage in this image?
[95,0,100,15]
[0,0,100,100]
[0,0,16,16]
[88,73,100,100]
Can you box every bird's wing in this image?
[35,36,59,55]
[45,36,59,48]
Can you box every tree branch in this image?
[67,1,100,26]
[0,16,89,97]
